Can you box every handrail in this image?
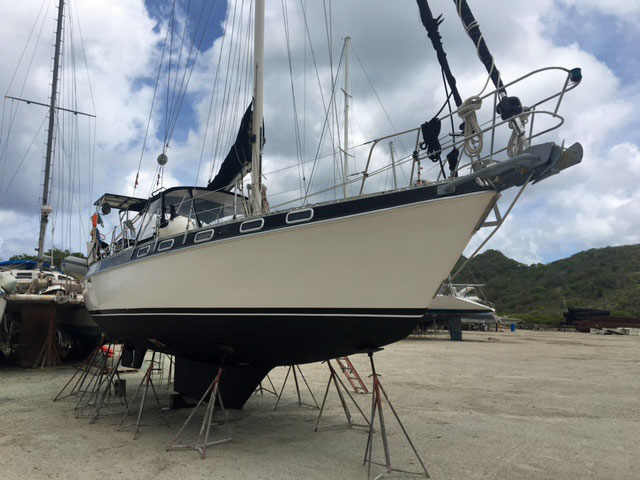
[359,66,579,194]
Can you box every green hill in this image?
[451,244,640,323]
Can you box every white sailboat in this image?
[83,0,583,407]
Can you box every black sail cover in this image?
[415,0,462,107]
[207,103,255,192]
[452,0,506,94]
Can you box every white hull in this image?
[429,294,495,313]
[85,190,497,314]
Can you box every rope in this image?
[507,111,530,157]
[457,96,483,158]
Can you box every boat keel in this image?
[174,356,272,410]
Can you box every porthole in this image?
[136,245,150,258]
[194,229,214,243]
[239,218,264,233]
[157,239,174,251]
[286,208,314,225]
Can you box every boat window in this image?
[136,245,151,258]
[286,208,314,224]
[194,229,214,243]
[137,198,162,241]
[162,189,193,218]
[157,239,174,251]
[191,189,238,226]
[239,218,264,233]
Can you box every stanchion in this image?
[274,365,319,410]
[363,351,429,479]
[314,359,370,431]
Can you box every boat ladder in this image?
[336,356,369,394]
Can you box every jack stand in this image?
[363,352,429,479]
[53,335,106,402]
[166,355,175,390]
[118,351,170,438]
[254,374,277,396]
[314,359,370,431]
[73,342,116,412]
[274,365,319,411]
[168,366,231,459]
[76,350,128,424]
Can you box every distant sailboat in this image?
[83,0,583,407]
[0,0,100,365]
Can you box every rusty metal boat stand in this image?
[314,358,370,431]
[167,365,231,459]
[118,350,170,439]
[53,334,106,402]
[273,365,320,411]
[73,344,128,424]
[363,350,430,479]
[254,374,277,396]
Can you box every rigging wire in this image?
[302,46,345,203]
[208,0,249,183]
[2,112,48,193]
[166,0,216,144]
[166,0,189,145]
[133,10,172,196]
[196,0,234,185]
[72,0,97,203]
[0,0,52,188]
[165,0,177,150]
[281,0,305,199]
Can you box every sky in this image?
[0,0,638,266]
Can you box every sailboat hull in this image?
[85,187,497,367]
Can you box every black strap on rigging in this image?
[446,147,460,177]
[453,0,505,95]
[420,117,442,162]
[415,0,462,108]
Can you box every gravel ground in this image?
[0,330,638,479]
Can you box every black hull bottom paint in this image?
[91,310,421,366]
[91,310,419,408]
[174,358,272,409]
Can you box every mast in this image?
[250,0,265,215]
[342,36,351,199]
[37,0,65,267]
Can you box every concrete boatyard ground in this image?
[1,330,638,479]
